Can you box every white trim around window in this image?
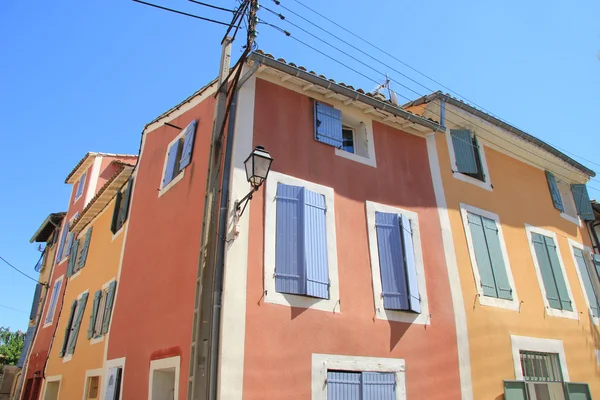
[525,225,578,320]
[459,204,520,311]
[567,239,599,325]
[596,350,600,366]
[82,368,103,400]
[263,171,340,312]
[148,356,180,400]
[74,171,87,202]
[510,335,570,381]
[42,375,62,400]
[445,128,492,191]
[365,201,429,324]
[334,106,377,168]
[158,132,186,198]
[43,275,65,328]
[311,353,406,400]
[100,357,125,400]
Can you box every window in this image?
[86,376,99,399]
[149,356,180,400]
[111,178,133,234]
[75,171,87,200]
[569,242,600,321]
[447,128,491,190]
[263,172,340,312]
[460,205,519,310]
[57,213,79,262]
[44,276,63,325]
[56,221,69,262]
[88,281,117,340]
[105,366,123,400]
[160,120,197,191]
[43,380,60,400]
[545,171,594,223]
[312,354,406,400]
[59,292,88,357]
[366,201,429,324]
[528,229,574,315]
[67,227,93,278]
[313,101,376,167]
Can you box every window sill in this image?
[545,307,579,320]
[63,354,73,363]
[264,291,341,313]
[334,148,376,168]
[452,171,492,191]
[158,171,184,198]
[74,194,83,203]
[42,321,53,329]
[477,295,520,312]
[90,336,105,345]
[69,269,82,282]
[560,212,581,226]
[375,308,430,325]
[111,226,125,242]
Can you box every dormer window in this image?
[74,171,87,201]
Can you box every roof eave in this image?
[30,212,66,243]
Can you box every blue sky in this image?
[1,0,599,331]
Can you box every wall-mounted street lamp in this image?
[235,146,273,218]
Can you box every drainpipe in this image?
[207,90,238,400]
[440,97,446,128]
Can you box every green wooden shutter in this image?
[59,300,78,357]
[503,381,529,400]
[532,233,562,310]
[571,184,594,221]
[481,216,512,300]
[110,191,122,234]
[544,236,573,311]
[564,382,592,400]
[593,254,600,281]
[545,171,564,212]
[572,249,600,317]
[451,129,478,174]
[467,213,498,297]
[66,239,80,277]
[88,290,102,339]
[67,293,88,355]
[77,227,93,271]
[117,178,133,229]
[102,281,117,334]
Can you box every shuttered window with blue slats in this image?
[314,102,343,148]
[572,248,600,317]
[275,183,329,299]
[531,233,572,311]
[571,184,594,221]
[327,370,396,400]
[467,212,513,300]
[375,211,420,313]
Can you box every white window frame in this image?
[525,225,578,320]
[510,335,570,381]
[42,375,62,400]
[557,180,581,226]
[75,171,87,201]
[567,239,599,325]
[63,289,89,363]
[365,201,429,324]
[445,127,492,191]
[158,131,186,197]
[82,368,103,400]
[91,279,116,344]
[333,106,377,168]
[459,204,520,311]
[311,353,406,400]
[43,275,65,328]
[148,356,180,400]
[263,171,340,312]
[59,212,79,263]
[101,358,125,400]
[596,350,600,366]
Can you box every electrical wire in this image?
[132,0,232,26]
[259,20,600,194]
[273,0,600,172]
[0,304,28,314]
[0,255,40,285]
[187,0,235,13]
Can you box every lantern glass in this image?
[244,146,273,188]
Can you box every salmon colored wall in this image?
[241,78,461,399]
[432,119,600,399]
[44,196,125,400]
[106,96,215,400]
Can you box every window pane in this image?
[341,128,354,154]
[520,351,562,382]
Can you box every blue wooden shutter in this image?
[503,381,529,400]
[573,249,600,317]
[362,372,395,400]
[102,281,117,334]
[450,129,478,174]
[17,326,35,368]
[375,212,409,310]
[67,293,88,355]
[60,300,77,357]
[29,283,43,320]
[88,290,101,339]
[400,215,420,313]
[481,216,513,300]
[66,239,80,277]
[162,141,180,187]
[571,184,594,221]
[179,120,197,170]
[468,213,499,298]
[275,183,305,295]
[303,188,329,299]
[564,382,592,400]
[545,171,564,212]
[532,233,562,310]
[77,227,93,270]
[327,371,361,400]
[56,222,69,261]
[543,235,573,311]
[314,102,343,148]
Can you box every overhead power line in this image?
[132,0,232,26]
[187,0,235,13]
[0,304,28,315]
[0,255,40,285]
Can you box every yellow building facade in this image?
[42,163,133,400]
[408,92,599,399]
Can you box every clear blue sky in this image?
[1,0,599,331]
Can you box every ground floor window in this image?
[149,356,180,400]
